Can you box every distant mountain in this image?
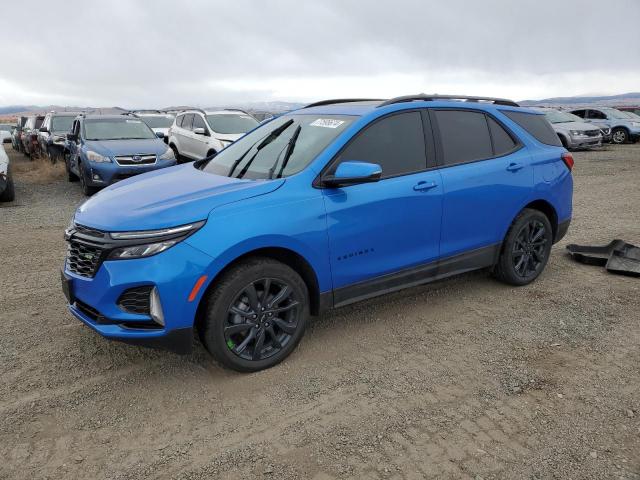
[520,92,640,106]
[0,105,127,115]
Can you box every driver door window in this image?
[333,111,427,178]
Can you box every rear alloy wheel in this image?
[201,258,309,372]
[611,128,628,144]
[494,209,552,286]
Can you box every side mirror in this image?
[321,161,382,188]
[39,127,49,133]
[155,131,165,138]
[193,127,207,136]
[66,133,78,142]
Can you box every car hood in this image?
[552,121,600,132]
[214,133,244,142]
[74,163,284,231]
[85,138,168,156]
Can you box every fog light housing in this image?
[149,287,165,327]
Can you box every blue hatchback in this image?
[62,95,573,371]
[65,114,177,195]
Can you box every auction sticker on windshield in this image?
[310,118,345,128]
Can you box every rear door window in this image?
[433,110,493,165]
[335,111,427,178]
[487,117,518,156]
[502,111,562,146]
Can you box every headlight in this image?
[159,146,175,160]
[570,130,585,136]
[631,122,640,127]
[109,240,178,259]
[86,150,111,163]
[106,221,205,260]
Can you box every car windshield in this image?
[51,116,75,132]
[139,115,174,128]
[205,114,259,134]
[544,110,583,124]
[602,109,630,119]
[200,114,355,180]
[84,118,156,141]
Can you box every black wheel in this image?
[170,144,181,163]
[611,128,628,144]
[0,167,15,202]
[201,257,309,372]
[494,209,553,286]
[79,162,98,196]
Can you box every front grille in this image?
[113,172,143,181]
[67,240,104,277]
[74,224,106,238]
[66,224,109,278]
[585,130,601,137]
[117,286,153,315]
[114,154,156,166]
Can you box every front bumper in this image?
[63,240,213,354]
[567,134,602,149]
[85,158,177,187]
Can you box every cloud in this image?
[1,0,639,107]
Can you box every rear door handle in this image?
[506,162,524,172]
[413,180,438,192]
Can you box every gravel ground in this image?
[1,144,639,480]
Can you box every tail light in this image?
[561,152,574,171]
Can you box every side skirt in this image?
[330,243,500,309]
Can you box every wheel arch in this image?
[194,246,323,336]
[521,199,558,240]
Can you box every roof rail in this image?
[223,108,252,115]
[179,107,207,115]
[378,94,519,108]
[303,98,385,109]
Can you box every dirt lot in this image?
[1,144,639,480]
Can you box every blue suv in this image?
[65,114,177,195]
[62,95,573,372]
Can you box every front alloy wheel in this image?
[202,257,309,372]
[224,278,300,361]
[611,128,627,144]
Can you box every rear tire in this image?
[493,209,552,286]
[201,257,309,372]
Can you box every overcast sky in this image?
[1,0,639,108]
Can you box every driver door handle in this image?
[413,180,438,192]
[506,162,524,172]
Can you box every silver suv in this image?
[168,109,259,161]
[532,108,602,149]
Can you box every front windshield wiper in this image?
[268,124,301,179]
[232,119,294,179]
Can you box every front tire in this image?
[493,209,553,286]
[79,163,98,196]
[611,128,628,144]
[201,257,309,372]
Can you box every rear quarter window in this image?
[502,111,561,147]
